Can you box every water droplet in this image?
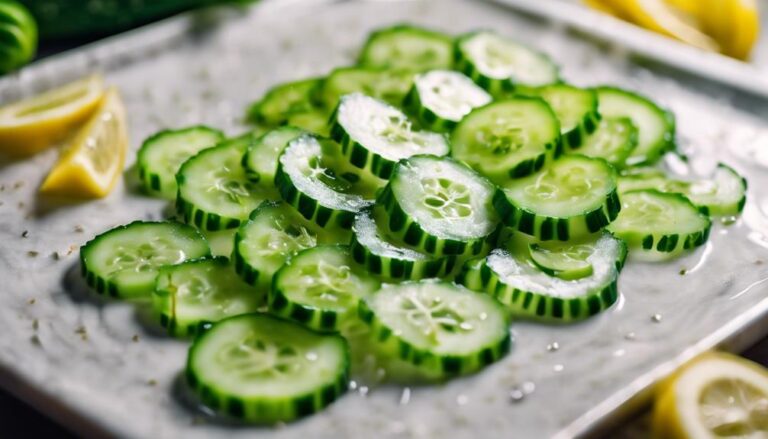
[459,322,474,331]
[349,380,358,390]
[456,394,468,406]
[376,367,387,382]
[624,332,636,341]
[305,352,318,361]
[553,364,564,372]
[358,385,369,397]
[720,215,738,226]
[399,387,411,405]
[651,314,663,323]
[546,342,560,352]
[509,388,525,403]
[521,381,536,394]
[613,349,626,357]
[479,312,488,320]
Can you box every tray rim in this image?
[1,1,767,438]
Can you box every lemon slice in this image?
[652,351,768,438]
[0,74,105,157]
[40,88,127,198]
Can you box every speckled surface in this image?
[1,1,768,438]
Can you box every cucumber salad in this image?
[79,24,747,424]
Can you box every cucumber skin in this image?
[185,313,350,423]
[378,181,499,257]
[0,1,37,74]
[358,288,511,377]
[80,221,211,299]
[358,24,454,71]
[328,107,398,181]
[402,83,457,133]
[137,125,225,199]
[455,254,624,322]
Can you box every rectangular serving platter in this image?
[1,0,768,437]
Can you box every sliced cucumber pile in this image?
[359,24,454,71]
[79,23,749,425]
[154,257,262,337]
[138,125,224,199]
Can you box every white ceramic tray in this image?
[1,1,768,437]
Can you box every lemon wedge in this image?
[40,88,127,198]
[699,0,760,60]
[652,351,768,438]
[0,74,105,157]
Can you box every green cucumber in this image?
[351,207,453,281]
[595,86,675,166]
[176,137,273,231]
[359,24,454,71]
[455,31,559,95]
[275,134,373,231]
[520,84,600,150]
[377,155,499,256]
[577,117,638,167]
[456,231,626,322]
[451,97,560,183]
[137,125,225,199]
[186,314,349,423]
[314,66,414,109]
[0,1,37,73]
[246,77,323,127]
[529,242,594,280]
[270,245,381,332]
[242,126,306,186]
[153,257,262,337]
[358,280,510,377]
[329,93,450,180]
[233,201,326,292]
[403,70,492,132]
[494,155,620,241]
[80,221,210,299]
[607,189,711,261]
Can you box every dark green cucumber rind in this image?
[377,181,500,257]
[357,297,510,377]
[246,77,324,126]
[455,257,619,322]
[313,66,414,109]
[185,314,350,423]
[358,24,454,71]
[328,106,397,181]
[241,126,306,185]
[454,32,560,97]
[80,221,210,299]
[609,190,712,254]
[402,83,457,133]
[176,137,264,232]
[350,209,455,280]
[716,163,748,215]
[492,170,622,242]
[137,125,225,197]
[594,86,676,166]
[274,156,371,232]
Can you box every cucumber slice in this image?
[617,164,747,216]
[246,77,323,127]
[329,93,450,180]
[595,86,675,166]
[607,190,711,261]
[270,245,381,332]
[176,137,273,231]
[285,109,330,137]
[275,134,374,231]
[685,164,747,216]
[80,221,210,299]
[358,280,510,376]
[186,314,349,423]
[451,98,560,183]
[137,125,225,199]
[233,201,325,292]
[351,207,453,281]
[153,257,262,337]
[455,31,559,95]
[200,229,236,257]
[403,70,492,132]
[521,84,600,150]
[529,242,594,280]
[378,155,499,256]
[359,24,454,71]
[577,117,638,167]
[242,126,305,186]
[315,66,414,109]
[456,231,626,322]
[494,155,620,241]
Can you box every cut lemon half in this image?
[0,74,105,157]
[40,87,127,198]
[652,351,768,439]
